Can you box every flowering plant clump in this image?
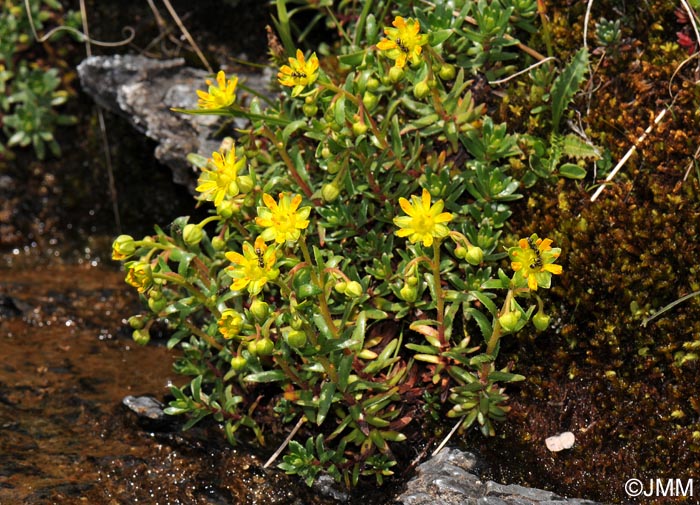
[114,0,579,488]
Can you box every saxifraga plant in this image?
[114,0,573,487]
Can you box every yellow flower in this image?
[509,235,563,290]
[218,308,244,339]
[393,189,453,247]
[256,193,311,244]
[225,237,279,296]
[196,70,238,109]
[376,16,429,68]
[278,49,320,97]
[125,261,153,293]
[196,148,245,208]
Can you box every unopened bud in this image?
[413,81,430,99]
[352,120,368,137]
[237,175,254,194]
[322,182,341,202]
[183,224,204,246]
[249,299,270,322]
[132,328,151,345]
[399,284,418,302]
[438,63,456,81]
[465,245,484,266]
[211,236,226,251]
[256,337,275,356]
[230,355,247,371]
[389,66,404,83]
[287,329,308,348]
[532,311,551,332]
[498,311,521,332]
[345,281,363,298]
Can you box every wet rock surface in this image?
[396,449,601,505]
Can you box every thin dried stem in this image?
[583,0,594,54]
[590,108,668,202]
[431,415,464,456]
[489,56,557,86]
[263,416,306,468]
[160,0,213,73]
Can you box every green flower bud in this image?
[399,284,418,302]
[532,311,551,332]
[321,146,332,159]
[249,299,270,322]
[498,311,521,332]
[345,281,363,298]
[183,224,204,246]
[413,81,430,99]
[230,355,247,371]
[247,340,258,355]
[389,66,404,83]
[366,77,380,91]
[334,281,347,294]
[256,337,275,356]
[303,103,318,117]
[454,246,467,259]
[211,236,226,251]
[327,160,341,174]
[465,245,484,266]
[352,121,368,137]
[217,199,235,219]
[438,63,456,81]
[362,91,378,111]
[148,295,167,313]
[322,182,341,202]
[237,175,254,194]
[406,275,418,287]
[287,329,308,348]
[128,315,146,330]
[132,328,151,346]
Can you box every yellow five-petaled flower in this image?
[376,16,429,69]
[225,237,279,296]
[256,192,311,244]
[196,148,245,208]
[509,235,563,291]
[197,70,238,109]
[278,49,320,97]
[393,188,453,247]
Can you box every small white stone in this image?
[545,431,576,452]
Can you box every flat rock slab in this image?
[77,54,272,189]
[396,448,601,505]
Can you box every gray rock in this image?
[77,54,273,189]
[395,448,602,505]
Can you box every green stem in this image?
[485,287,514,356]
[260,126,313,198]
[152,272,221,319]
[298,235,338,338]
[432,240,446,346]
[183,319,223,351]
